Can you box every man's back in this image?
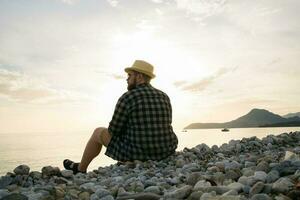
[106,83,178,161]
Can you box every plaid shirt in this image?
[105,83,178,161]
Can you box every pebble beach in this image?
[1,131,300,200]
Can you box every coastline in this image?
[0,131,300,199]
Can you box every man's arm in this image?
[108,95,128,136]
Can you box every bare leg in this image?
[78,127,111,172]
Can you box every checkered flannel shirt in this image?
[105,83,178,161]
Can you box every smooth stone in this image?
[250,193,271,200]
[166,177,180,185]
[215,162,225,172]
[207,166,220,173]
[211,145,219,152]
[224,161,241,171]
[242,168,255,177]
[212,172,225,185]
[287,190,300,200]
[24,192,43,200]
[80,182,97,193]
[272,177,294,194]
[227,182,243,192]
[176,159,185,168]
[267,143,273,149]
[274,194,293,200]
[245,176,257,187]
[284,151,300,161]
[87,171,97,178]
[269,163,279,168]
[164,185,193,199]
[74,178,88,185]
[221,189,238,196]
[0,189,9,198]
[90,193,100,200]
[13,165,30,175]
[200,191,216,200]
[61,170,73,178]
[243,185,250,194]
[68,188,80,199]
[254,171,267,182]
[182,163,199,171]
[54,177,69,184]
[186,172,202,186]
[41,166,60,177]
[144,186,161,195]
[1,193,28,200]
[273,161,299,176]
[117,187,133,197]
[78,191,90,200]
[95,188,111,198]
[205,186,231,195]
[245,161,256,168]
[250,181,265,196]
[117,192,161,200]
[266,170,280,183]
[112,176,124,183]
[188,191,204,200]
[255,161,270,172]
[100,195,114,200]
[225,170,241,181]
[262,184,272,194]
[55,186,65,198]
[29,171,42,179]
[238,176,248,185]
[194,180,211,190]
[6,184,18,192]
[206,196,242,200]
[0,176,13,189]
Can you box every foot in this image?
[63,159,86,174]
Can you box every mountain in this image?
[283,112,300,118]
[185,108,300,129]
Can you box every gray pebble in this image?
[250,181,265,196]
[0,176,12,189]
[13,165,30,175]
[250,193,271,200]
[254,171,267,182]
[272,177,294,193]
[266,170,280,183]
[164,185,192,199]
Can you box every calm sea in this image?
[1,127,300,175]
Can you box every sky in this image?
[0,0,300,133]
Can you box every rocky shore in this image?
[1,131,300,200]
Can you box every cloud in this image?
[94,70,125,80]
[151,0,164,3]
[0,68,85,103]
[255,7,281,17]
[174,67,231,92]
[106,0,119,7]
[174,0,227,21]
[60,0,78,5]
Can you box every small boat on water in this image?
[221,128,229,132]
[182,129,188,132]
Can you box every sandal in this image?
[63,159,82,174]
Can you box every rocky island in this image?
[1,131,300,200]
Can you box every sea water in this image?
[1,127,299,175]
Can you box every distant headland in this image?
[185,108,300,129]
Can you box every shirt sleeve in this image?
[108,94,128,136]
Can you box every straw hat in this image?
[125,60,155,79]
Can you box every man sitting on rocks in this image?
[63,60,178,174]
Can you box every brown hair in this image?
[134,71,151,83]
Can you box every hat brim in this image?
[125,67,155,79]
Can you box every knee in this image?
[92,127,106,142]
